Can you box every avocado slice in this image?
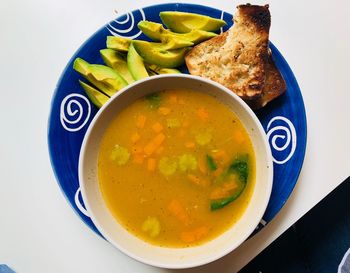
[79,80,109,108]
[146,64,181,75]
[138,21,164,40]
[100,49,135,84]
[133,40,188,68]
[127,43,149,80]
[106,36,131,52]
[138,21,216,44]
[73,58,128,97]
[163,30,216,45]
[160,11,226,33]
[159,34,194,49]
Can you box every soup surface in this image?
[98,89,255,247]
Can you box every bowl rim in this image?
[79,74,273,268]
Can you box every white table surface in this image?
[1,0,349,272]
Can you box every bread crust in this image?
[237,4,271,33]
[247,50,286,109]
[185,4,286,108]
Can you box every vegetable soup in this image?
[98,89,256,247]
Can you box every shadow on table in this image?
[239,176,350,273]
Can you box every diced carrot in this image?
[147,158,156,171]
[144,133,165,156]
[196,107,209,121]
[181,226,208,243]
[210,188,228,200]
[210,181,238,200]
[198,157,207,174]
[187,174,209,187]
[131,132,141,143]
[212,150,229,164]
[154,133,165,146]
[167,200,190,225]
[158,107,171,115]
[144,142,157,156]
[185,142,195,148]
[180,231,195,243]
[187,174,201,185]
[223,181,238,191]
[136,115,146,128]
[152,122,163,133]
[133,154,144,164]
[195,226,208,239]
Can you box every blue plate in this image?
[48,3,307,236]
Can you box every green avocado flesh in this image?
[79,80,109,108]
[133,40,188,68]
[146,64,181,75]
[160,11,226,33]
[106,36,131,52]
[73,58,128,97]
[100,49,135,84]
[138,21,217,44]
[127,43,149,80]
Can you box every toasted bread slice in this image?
[247,50,286,109]
[186,4,271,100]
[186,4,286,108]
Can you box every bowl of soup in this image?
[79,74,273,268]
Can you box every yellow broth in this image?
[98,89,256,247]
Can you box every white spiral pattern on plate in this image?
[107,9,146,39]
[338,247,350,273]
[266,116,297,164]
[74,187,90,217]
[60,93,91,132]
[220,11,225,34]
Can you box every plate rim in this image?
[47,1,307,236]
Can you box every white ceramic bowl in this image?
[79,74,273,269]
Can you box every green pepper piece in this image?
[210,155,249,210]
[206,155,217,171]
[145,93,161,109]
[228,154,249,183]
[210,182,246,210]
